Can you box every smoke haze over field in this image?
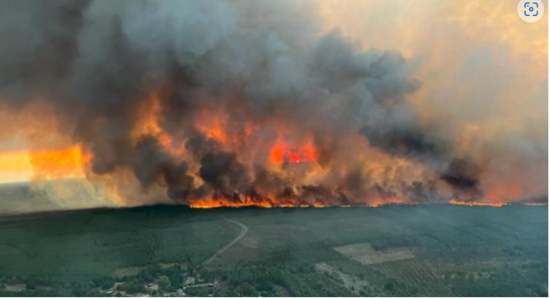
[0,0,547,212]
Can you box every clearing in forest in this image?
[334,243,414,265]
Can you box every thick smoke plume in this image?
[0,0,545,208]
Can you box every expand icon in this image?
[518,0,545,23]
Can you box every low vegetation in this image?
[0,205,547,296]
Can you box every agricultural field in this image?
[0,205,547,296]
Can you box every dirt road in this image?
[202,218,248,266]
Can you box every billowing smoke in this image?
[0,0,544,208]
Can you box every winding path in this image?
[202,217,248,266]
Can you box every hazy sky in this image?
[319,0,548,200]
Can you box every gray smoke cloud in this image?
[0,0,494,206]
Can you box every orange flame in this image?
[30,145,92,180]
[368,197,405,207]
[448,198,506,207]
[189,199,274,209]
[132,93,181,155]
[269,137,318,164]
[0,145,92,183]
[189,197,408,209]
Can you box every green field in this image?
[0,205,547,296]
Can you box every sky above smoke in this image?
[321,0,548,202]
[0,0,547,212]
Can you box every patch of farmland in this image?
[372,259,453,296]
[316,262,371,295]
[334,243,414,265]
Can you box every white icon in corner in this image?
[518,0,545,23]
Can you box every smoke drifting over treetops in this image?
[0,0,546,208]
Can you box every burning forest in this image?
[0,0,547,211]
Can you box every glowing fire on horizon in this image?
[0,145,91,183]
[0,138,542,208]
[448,199,506,207]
